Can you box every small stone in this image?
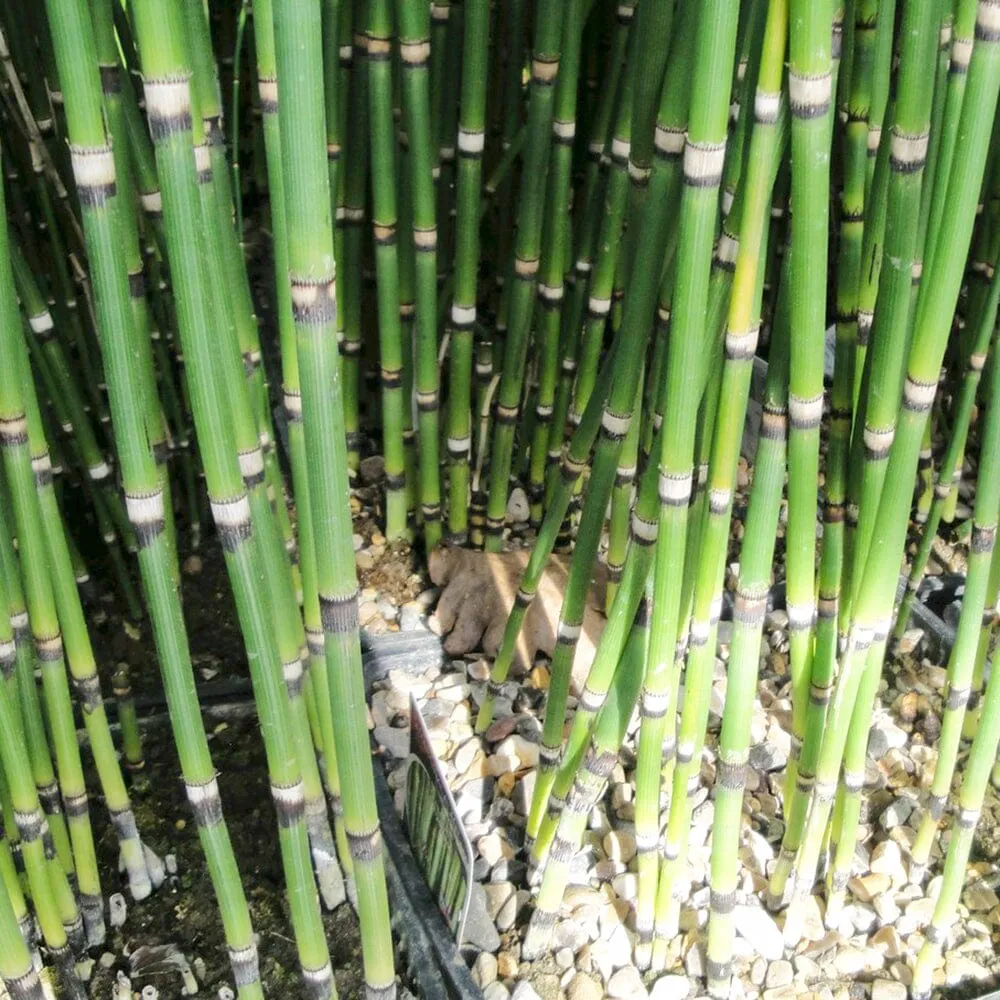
[373,726,410,759]
[468,659,491,682]
[483,881,515,921]
[553,918,590,954]
[555,948,575,971]
[879,797,914,830]
[352,533,365,551]
[182,554,202,576]
[510,982,539,1000]
[832,947,884,977]
[603,829,637,865]
[871,979,906,1000]
[869,841,906,886]
[513,771,537,815]
[734,905,784,960]
[507,488,530,523]
[962,881,999,912]
[869,926,903,959]
[896,629,924,655]
[750,741,787,773]
[473,954,498,989]
[359,455,385,484]
[497,952,519,980]
[356,551,376,572]
[358,601,381,627]
[500,734,539,768]
[868,717,908,759]
[607,966,647,1000]
[529,664,550,690]
[766,961,794,989]
[484,985,511,1000]
[109,893,127,929]
[567,973,604,1000]
[848,872,890,902]
[165,854,178,875]
[649,974,691,1000]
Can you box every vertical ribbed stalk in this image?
[270,0,397,993]
[130,0,335,991]
[790,0,1000,910]
[366,0,408,539]
[0,520,82,996]
[706,266,790,996]
[45,0,269,989]
[912,365,1000,1000]
[908,338,1000,871]
[396,0,442,548]
[630,0,740,969]
[894,265,1000,640]
[527,0,585,527]
[474,346,619,734]
[0,509,73,876]
[483,0,564,549]
[445,0,489,542]
[522,592,650,958]
[783,0,834,830]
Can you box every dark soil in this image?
[84,714,367,999]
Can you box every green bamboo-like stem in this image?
[0,168,92,995]
[253,0,352,904]
[0,514,84,966]
[522,591,650,959]
[924,0,978,283]
[112,664,145,776]
[366,0,408,539]
[908,344,1000,873]
[396,0,442,547]
[782,0,834,834]
[129,0,337,992]
[567,101,633,434]
[546,9,633,481]
[706,263,790,997]
[810,0,877,768]
[894,266,1000,640]
[270,0,397,992]
[913,614,1000,998]
[11,245,143,621]
[482,0,564,549]
[628,0,740,968]
[43,0,272,987]
[788,0,1000,909]
[527,0,586,527]
[606,371,643,613]
[0,828,48,1000]
[965,540,1000,739]
[647,101,787,981]
[0,499,73,875]
[185,0,344,913]
[340,4,368,472]
[792,0,937,909]
[91,0,173,541]
[474,343,619,735]
[444,0,489,543]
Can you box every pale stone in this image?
[734,905,784,960]
[649,974,691,1000]
[603,829,638,865]
[871,979,906,1000]
[473,953,498,988]
[765,961,794,989]
[497,953,519,980]
[567,973,604,1000]
[607,965,648,1000]
[962,882,999,912]
[870,841,907,886]
[848,872,890,902]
